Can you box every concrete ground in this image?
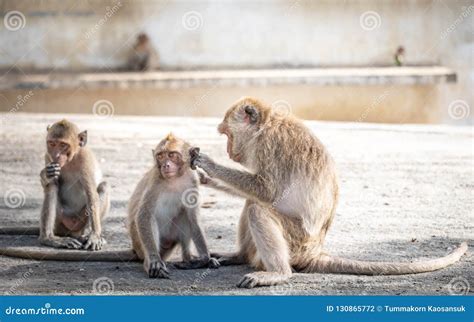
[0,113,472,295]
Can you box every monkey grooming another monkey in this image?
[128,133,219,278]
[190,97,468,288]
[0,120,111,255]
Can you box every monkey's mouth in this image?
[162,169,178,177]
[54,156,67,167]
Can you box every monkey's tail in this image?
[300,242,468,275]
[0,247,140,262]
[0,227,40,235]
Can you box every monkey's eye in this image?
[168,152,179,161]
[59,142,69,150]
[156,153,165,161]
[47,141,56,148]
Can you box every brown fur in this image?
[193,97,468,288]
[127,33,159,71]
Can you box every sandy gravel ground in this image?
[0,113,472,295]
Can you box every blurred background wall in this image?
[0,0,472,124]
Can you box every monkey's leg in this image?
[97,181,110,219]
[136,212,169,278]
[237,204,292,288]
[212,200,255,266]
[129,219,145,260]
[173,209,220,270]
[39,182,83,249]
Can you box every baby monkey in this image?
[41,119,109,250]
[128,134,219,278]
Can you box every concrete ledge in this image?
[0,66,456,90]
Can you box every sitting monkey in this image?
[127,33,159,71]
[127,133,219,278]
[39,119,109,250]
[190,97,468,288]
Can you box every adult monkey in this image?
[190,97,468,288]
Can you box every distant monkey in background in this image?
[127,33,159,71]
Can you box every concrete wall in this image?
[0,0,472,124]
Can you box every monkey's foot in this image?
[145,257,169,279]
[78,235,106,246]
[208,257,220,268]
[173,257,220,270]
[39,236,83,249]
[83,233,103,251]
[211,252,246,266]
[237,272,291,288]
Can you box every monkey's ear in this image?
[46,125,51,132]
[244,105,259,124]
[151,149,155,157]
[78,130,88,147]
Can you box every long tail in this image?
[0,247,140,262]
[301,242,468,275]
[0,227,40,235]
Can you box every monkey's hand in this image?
[83,232,103,251]
[189,148,216,175]
[144,255,169,279]
[41,162,60,186]
[208,257,221,269]
[39,236,83,249]
[189,147,200,170]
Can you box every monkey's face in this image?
[47,139,73,167]
[46,120,88,167]
[155,151,184,179]
[218,99,268,164]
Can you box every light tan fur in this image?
[127,134,219,278]
[192,97,468,288]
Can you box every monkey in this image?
[127,133,219,278]
[394,46,405,66]
[127,33,159,71]
[190,97,468,288]
[0,120,131,261]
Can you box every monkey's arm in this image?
[39,170,83,249]
[136,192,169,278]
[193,153,273,204]
[80,174,103,251]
